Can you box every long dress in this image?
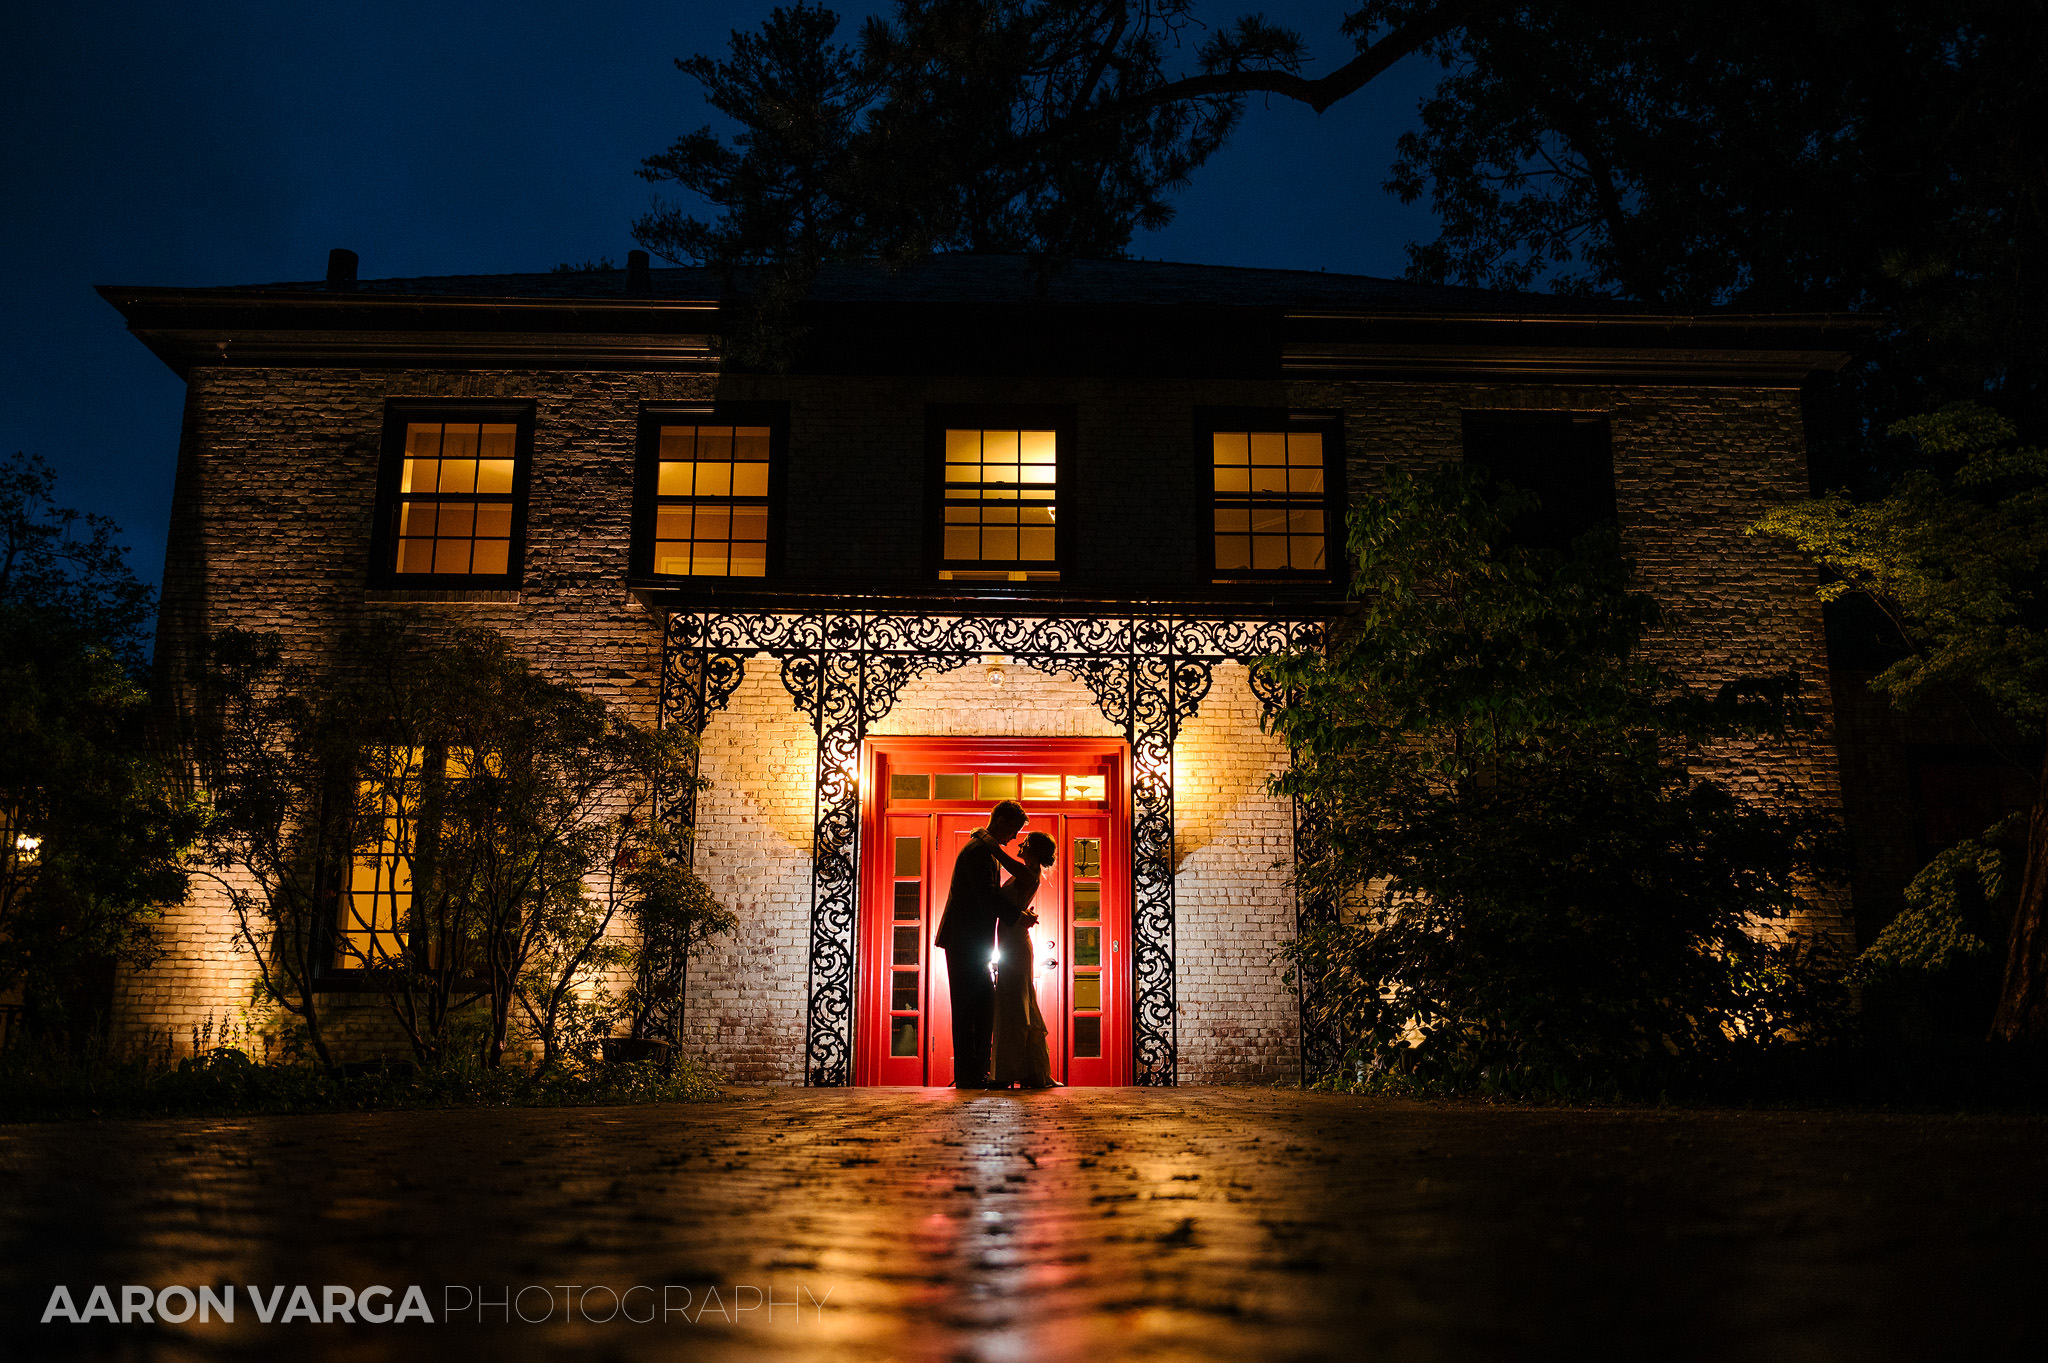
[990,865,1057,1088]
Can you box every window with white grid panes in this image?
[392,422,519,578]
[940,426,1059,581]
[1208,417,1339,580]
[652,423,773,577]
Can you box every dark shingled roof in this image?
[218,253,1649,315]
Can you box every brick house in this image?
[99,251,1867,1085]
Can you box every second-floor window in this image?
[374,403,532,587]
[937,419,1061,582]
[1206,412,1340,580]
[635,405,783,580]
[1460,410,1615,554]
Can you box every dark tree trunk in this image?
[1990,765,2048,1041]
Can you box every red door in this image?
[856,737,1131,1086]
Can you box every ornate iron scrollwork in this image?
[660,608,1321,1087]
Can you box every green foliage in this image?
[0,453,197,1047]
[1266,467,1842,1096]
[1753,404,2048,731]
[1851,823,2011,1046]
[1755,403,2048,1041]
[1859,833,2003,987]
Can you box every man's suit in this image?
[935,830,1016,1087]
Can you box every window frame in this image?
[925,403,1075,583]
[369,400,536,589]
[1197,407,1345,584]
[1458,408,1617,555]
[632,402,788,582]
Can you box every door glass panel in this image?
[894,882,921,919]
[891,971,919,1011]
[1072,1015,1101,1057]
[891,1017,919,1056]
[1020,774,1061,801]
[1074,926,1101,967]
[893,925,920,966]
[890,773,930,800]
[894,836,921,877]
[978,773,1018,799]
[934,773,975,800]
[1072,838,1101,877]
[1065,775,1105,802]
[1073,974,1100,1009]
[1073,883,1100,921]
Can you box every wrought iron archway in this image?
[659,608,1323,1087]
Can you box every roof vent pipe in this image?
[326,248,358,291]
[626,249,651,294]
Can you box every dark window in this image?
[372,403,533,586]
[1201,410,1342,581]
[634,405,786,580]
[1460,411,1616,553]
[929,406,1069,582]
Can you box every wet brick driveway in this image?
[3,1087,2046,1360]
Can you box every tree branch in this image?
[1041,0,1482,136]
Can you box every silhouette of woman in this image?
[990,831,1059,1089]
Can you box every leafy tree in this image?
[1264,468,1841,1094]
[1754,404,2048,1040]
[1854,825,2008,1043]
[0,453,194,1048]
[635,1,1457,362]
[188,623,728,1073]
[1374,0,2047,476]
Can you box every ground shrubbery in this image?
[0,1038,724,1123]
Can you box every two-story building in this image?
[100,250,1866,1085]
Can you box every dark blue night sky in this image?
[4,2,1435,591]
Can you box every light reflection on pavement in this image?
[3,1087,2047,1361]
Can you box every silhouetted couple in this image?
[933,799,1059,1090]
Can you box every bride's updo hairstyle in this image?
[1022,831,1056,867]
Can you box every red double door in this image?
[856,737,1131,1086]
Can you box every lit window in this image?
[394,423,519,576]
[652,423,772,577]
[335,748,423,968]
[1210,419,1335,579]
[941,427,1058,581]
[376,406,530,585]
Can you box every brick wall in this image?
[686,666,819,1083]
[1171,662,1300,1085]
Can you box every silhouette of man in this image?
[934,800,1028,1089]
